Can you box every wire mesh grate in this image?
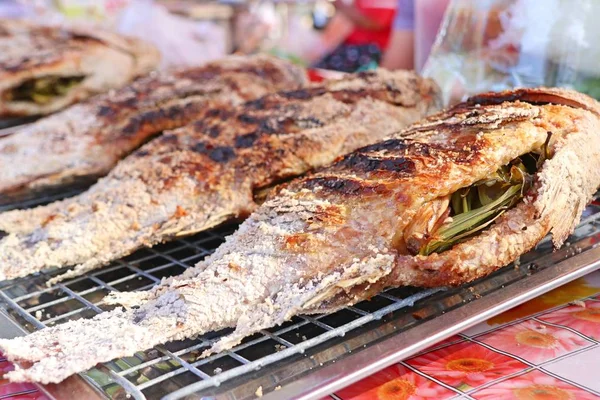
[0,119,35,136]
[1,191,600,400]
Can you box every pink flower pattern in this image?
[0,358,49,400]
[0,381,38,397]
[478,319,592,364]
[539,301,600,340]
[472,370,598,400]
[405,342,527,390]
[335,364,455,400]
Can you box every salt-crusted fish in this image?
[0,18,159,117]
[1,87,597,384]
[0,54,307,196]
[0,70,440,284]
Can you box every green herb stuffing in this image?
[418,135,551,256]
[6,75,85,105]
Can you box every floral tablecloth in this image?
[329,271,600,400]
[2,271,600,400]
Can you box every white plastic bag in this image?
[423,0,600,105]
[4,0,230,70]
[116,0,230,69]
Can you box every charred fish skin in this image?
[0,55,308,197]
[0,70,441,284]
[0,88,598,384]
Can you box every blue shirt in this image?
[393,0,415,30]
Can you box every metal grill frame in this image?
[0,120,34,137]
[1,192,600,400]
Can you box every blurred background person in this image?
[382,0,450,71]
[312,0,397,72]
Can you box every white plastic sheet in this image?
[1,0,230,69]
[423,0,600,106]
[116,0,229,69]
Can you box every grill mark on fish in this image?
[191,142,236,163]
[159,134,179,145]
[205,108,235,119]
[117,101,205,141]
[235,132,259,148]
[337,152,416,174]
[172,62,297,85]
[97,105,116,117]
[302,175,391,196]
[328,139,483,179]
[358,138,409,153]
[280,87,328,100]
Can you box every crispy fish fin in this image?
[0,309,147,384]
[202,257,394,358]
[103,291,152,308]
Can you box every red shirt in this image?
[344,0,397,49]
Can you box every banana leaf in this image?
[416,148,543,256]
[420,184,522,255]
[8,76,84,104]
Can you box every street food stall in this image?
[0,1,599,399]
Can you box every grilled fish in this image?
[0,70,440,284]
[0,18,159,117]
[0,55,308,196]
[1,87,597,384]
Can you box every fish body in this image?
[0,70,440,283]
[0,89,600,382]
[0,55,308,196]
[1,87,598,384]
[0,19,159,117]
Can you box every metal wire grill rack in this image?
[0,119,34,137]
[0,185,87,209]
[1,192,600,400]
